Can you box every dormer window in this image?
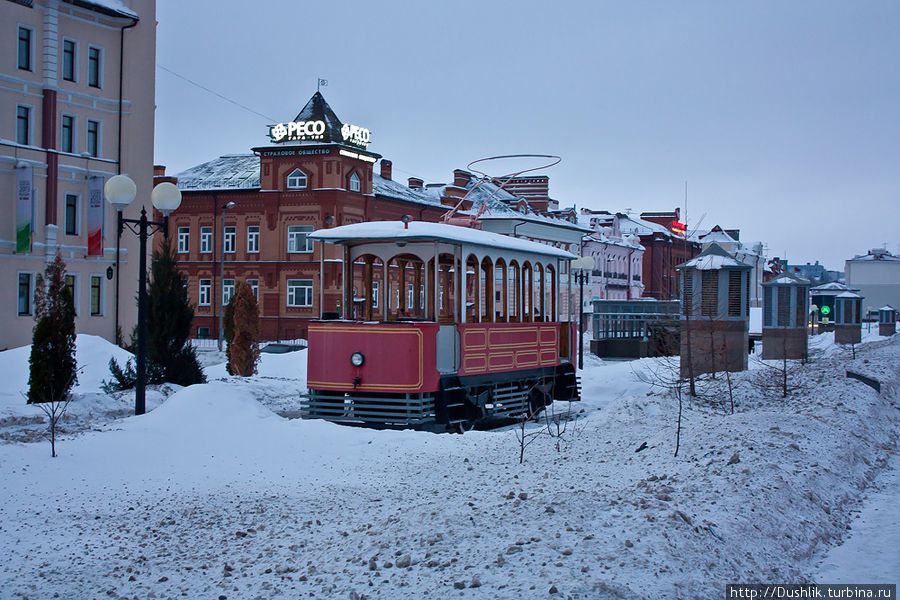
[349,171,361,193]
[287,168,308,189]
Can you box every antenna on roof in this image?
[439,154,561,225]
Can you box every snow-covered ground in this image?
[0,331,897,598]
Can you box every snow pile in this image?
[0,334,133,417]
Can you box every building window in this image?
[222,279,235,305]
[223,226,236,253]
[17,273,32,316]
[247,278,259,300]
[247,225,259,253]
[177,227,190,253]
[90,275,102,316]
[62,39,76,82]
[65,194,78,235]
[86,120,99,157]
[197,326,210,339]
[286,168,307,189]
[64,274,77,315]
[200,226,212,253]
[18,27,32,71]
[287,225,313,253]
[16,105,30,145]
[88,46,102,88]
[198,279,211,306]
[61,115,75,153]
[287,279,313,307]
[349,171,361,192]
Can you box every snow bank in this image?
[0,334,133,417]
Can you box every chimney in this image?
[453,169,471,187]
[153,164,177,186]
[380,159,392,181]
[408,177,424,189]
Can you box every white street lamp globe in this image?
[104,174,137,209]
[151,181,182,216]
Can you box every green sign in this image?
[820,305,831,316]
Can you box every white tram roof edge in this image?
[309,221,578,260]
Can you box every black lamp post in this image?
[571,256,594,371]
[105,176,182,415]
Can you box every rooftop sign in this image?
[268,119,372,150]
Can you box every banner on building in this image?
[87,176,105,256]
[15,166,32,254]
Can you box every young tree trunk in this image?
[50,410,56,458]
[782,355,788,398]
[674,387,683,458]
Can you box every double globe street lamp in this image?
[104,174,182,415]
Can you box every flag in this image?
[87,176,104,256]
[16,166,32,254]
[318,78,328,87]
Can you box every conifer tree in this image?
[228,280,260,376]
[28,254,78,457]
[105,242,205,390]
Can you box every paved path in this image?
[816,451,900,584]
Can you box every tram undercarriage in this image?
[302,363,579,433]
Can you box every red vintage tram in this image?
[303,220,580,432]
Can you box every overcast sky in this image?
[154,0,900,269]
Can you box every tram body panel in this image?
[307,321,440,394]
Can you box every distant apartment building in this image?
[845,248,900,316]
[1,0,155,350]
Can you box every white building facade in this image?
[0,0,155,350]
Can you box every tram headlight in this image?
[350,352,365,367]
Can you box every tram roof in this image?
[309,221,577,260]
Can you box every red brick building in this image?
[163,92,450,341]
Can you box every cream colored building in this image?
[1,0,155,350]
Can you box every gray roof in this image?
[177,154,261,191]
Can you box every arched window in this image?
[286,168,308,190]
[349,171,361,193]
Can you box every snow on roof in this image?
[763,271,810,286]
[848,249,900,261]
[177,154,261,191]
[677,243,749,270]
[309,221,577,259]
[810,282,850,293]
[372,174,445,208]
[617,215,672,237]
[699,229,737,244]
[879,305,895,311]
[176,156,444,210]
[67,0,138,19]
